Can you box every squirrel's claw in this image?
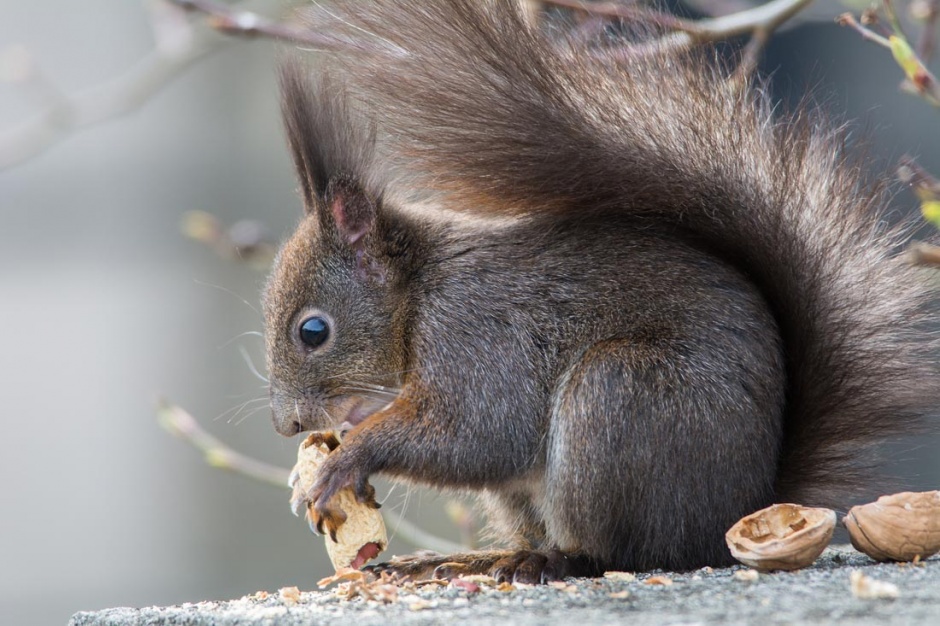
[354,476,381,509]
[304,450,372,539]
[309,498,347,542]
[289,493,306,518]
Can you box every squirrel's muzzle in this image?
[269,388,323,437]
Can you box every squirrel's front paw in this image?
[305,452,379,541]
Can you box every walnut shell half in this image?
[290,433,388,571]
[725,503,836,571]
[843,490,940,562]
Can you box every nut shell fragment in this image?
[291,433,387,571]
[725,503,836,571]
[849,570,899,600]
[843,490,940,562]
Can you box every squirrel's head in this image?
[263,62,415,437]
[262,183,414,437]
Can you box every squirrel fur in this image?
[262,0,940,580]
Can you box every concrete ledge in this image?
[69,547,940,626]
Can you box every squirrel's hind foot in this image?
[490,549,599,584]
[365,549,598,584]
[365,550,511,581]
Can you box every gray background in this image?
[1,1,939,625]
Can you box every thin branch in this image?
[0,41,224,170]
[0,0,237,171]
[542,0,692,32]
[181,210,276,268]
[157,400,466,554]
[540,0,812,73]
[915,0,940,62]
[175,0,812,74]
[173,0,313,40]
[882,0,908,38]
[544,0,813,44]
[158,400,291,487]
[0,0,341,171]
[899,154,940,195]
[837,13,892,48]
[734,27,771,80]
[679,0,815,37]
[168,0,393,53]
[907,242,940,266]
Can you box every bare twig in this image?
[0,39,224,170]
[172,0,314,41]
[168,0,395,53]
[908,242,940,266]
[734,27,771,80]
[671,0,815,38]
[914,0,940,61]
[897,155,940,240]
[541,0,813,74]
[176,0,812,73]
[545,0,813,52]
[0,0,242,170]
[158,400,291,487]
[157,400,466,553]
[837,13,892,48]
[181,210,276,268]
[0,0,818,171]
[0,0,362,171]
[882,0,908,38]
[542,0,691,32]
[898,155,940,194]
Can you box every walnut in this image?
[725,503,836,571]
[843,490,940,562]
[290,433,388,571]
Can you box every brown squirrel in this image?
[262,0,940,582]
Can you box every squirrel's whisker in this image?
[216,329,264,351]
[238,345,269,384]
[233,404,271,426]
[192,278,261,317]
[214,396,269,423]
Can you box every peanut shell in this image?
[725,503,835,571]
[843,490,940,562]
[291,433,387,571]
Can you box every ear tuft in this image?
[278,59,376,214]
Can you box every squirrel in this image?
[261,0,940,582]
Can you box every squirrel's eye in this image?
[299,316,330,349]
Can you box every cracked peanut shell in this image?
[291,433,387,571]
[725,503,836,571]
[843,490,940,562]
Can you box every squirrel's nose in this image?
[270,386,304,436]
[273,415,302,437]
[269,388,320,436]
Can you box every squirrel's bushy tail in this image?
[296,0,940,504]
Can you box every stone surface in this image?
[69,547,940,626]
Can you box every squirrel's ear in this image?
[325,177,386,283]
[324,177,376,246]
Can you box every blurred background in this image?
[2,1,939,624]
